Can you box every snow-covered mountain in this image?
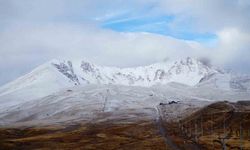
[52,57,220,86]
[197,73,250,91]
[0,57,250,126]
[1,57,249,104]
[1,83,250,126]
[0,57,221,98]
[1,84,250,126]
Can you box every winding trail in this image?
[155,106,181,150]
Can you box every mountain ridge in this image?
[0,57,250,127]
[49,57,220,87]
[1,57,249,99]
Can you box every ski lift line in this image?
[181,105,236,122]
[180,112,234,134]
[202,111,250,115]
[181,108,237,123]
[179,105,250,149]
[102,89,110,112]
[181,112,232,127]
[206,104,235,109]
[180,117,248,145]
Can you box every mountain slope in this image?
[197,73,250,91]
[2,57,250,109]
[1,83,250,126]
[0,84,214,126]
[0,60,77,107]
[0,57,220,101]
[0,60,75,96]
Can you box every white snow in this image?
[0,57,249,126]
[197,73,250,91]
[73,57,218,87]
[0,60,75,108]
[0,57,220,107]
[0,83,250,126]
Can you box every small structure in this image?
[168,101,179,105]
[159,100,180,106]
[159,102,167,106]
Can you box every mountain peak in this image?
[47,57,219,87]
[1,56,248,108]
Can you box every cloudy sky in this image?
[0,0,250,85]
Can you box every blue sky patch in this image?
[101,15,217,44]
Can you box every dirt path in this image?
[155,105,204,150]
[155,106,181,150]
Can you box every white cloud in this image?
[0,0,250,85]
[0,23,204,65]
[158,0,250,32]
[0,22,206,85]
[213,28,250,70]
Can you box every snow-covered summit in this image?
[0,57,221,95]
[0,57,223,104]
[50,57,220,87]
[0,59,73,97]
[6,56,246,101]
[0,57,250,126]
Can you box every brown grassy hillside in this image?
[163,101,250,150]
[0,120,170,150]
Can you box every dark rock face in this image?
[154,69,165,80]
[52,61,80,85]
[81,61,94,72]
